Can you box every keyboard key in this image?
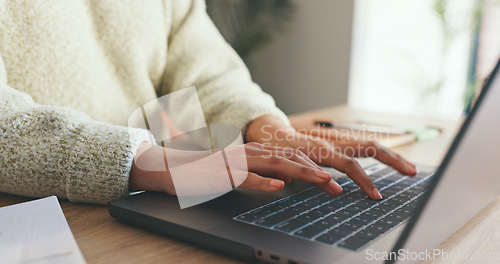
[365,223,392,234]
[420,179,431,187]
[328,227,354,237]
[293,188,322,200]
[309,207,330,216]
[352,216,371,225]
[345,191,366,199]
[380,187,400,197]
[295,225,324,239]
[345,203,368,213]
[395,192,414,200]
[335,178,351,185]
[375,179,393,188]
[355,200,376,209]
[317,203,342,213]
[384,175,400,182]
[255,212,294,227]
[395,206,412,216]
[412,185,425,192]
[357,229,380,240]
[291,202,316,212]
[397,180,413,187]
[286,205,309,215]
[366,207,385,218]
[339,236,372,251]
[340,183,358,192]
[343,204,364,213]
[377,217,398,227]
[235,213,260,223]
[337,209,357,219]
[308,198,327,206]
[316,193,336,202]
[338,220,364,231]
[312,219,340,230]
[389,212,409,222]
[336,198,356,207]
[295,212,320,223]
[402,176,420,184]
[416,172,431,178]
[405,201,419,211]
[356,212,380,223]
[275,219,308,233]
[340,195,359,203]
[324,202,347,213]
[323,214,345,224]
[405,188,423,196]
[374,205,393,214]
[370,167,394,178]
[315,233,343,245]
[345,218,366,230]
[389,197,406,205]
[275,198,300,207]
[242,209,273,220]
[380,200,401,208]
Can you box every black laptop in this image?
[109,60,500,264]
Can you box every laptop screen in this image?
[393,59,500,263]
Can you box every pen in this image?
[314,121,410,135]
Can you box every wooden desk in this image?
[1,105,496,264]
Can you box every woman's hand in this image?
[129,142,343,197]
[245,115,417,200]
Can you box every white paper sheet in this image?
[0,196,86,264]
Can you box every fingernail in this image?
[314,170,331,180]
[329,180,343,194]
[372,188,383,200]
[270,180,284,188]
[409,163,417,174]
[405,163,417,175]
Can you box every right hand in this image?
[129,142,343,196]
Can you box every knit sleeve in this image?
[0,55,151,204]
[159,0,290,134]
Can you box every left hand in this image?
[245,116,417,200]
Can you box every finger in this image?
[246,155,332,185]
[238,172,285,192]
[244,143,322,171]
[329,153,383,200]
[375,146,417,176]
[362,142,416,176]
[315,179,343,196]
[270,149,323,172]
[261,144,322,171]
[268,175,293,184]
[335,141,417,176]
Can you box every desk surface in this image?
[2,105,497,264]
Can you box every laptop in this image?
[109,59,500,264]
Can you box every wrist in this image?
[245,115,294,143]
[129,142,174,194]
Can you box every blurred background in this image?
[206,0,500,120]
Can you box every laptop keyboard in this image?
[234,164,433,251]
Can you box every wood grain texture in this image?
[4,105,492,264]
[420,197,500,264]
[0,193,241,264]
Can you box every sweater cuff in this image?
[65,124,152,204]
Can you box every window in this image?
[348,0,481,119]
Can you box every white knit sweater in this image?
[0,0,288,204]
